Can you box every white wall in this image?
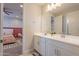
[66,11,79,36]
[3,16,23,28]
[23,4,52,53]
[41,5,51,33]
[23,4,42,52]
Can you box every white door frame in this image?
[0,3,3,56]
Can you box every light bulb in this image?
[47,4,52,11]
[20,5,23,8]
[55,3,62,7]
[51,3,56,9]
[67,19,69,24]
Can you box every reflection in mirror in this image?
[62,15,69,35]
[66,11,79,36]
[51,15,62,34]
[51,12,79,36]
[50,3,79,36]
[51,15,68,35]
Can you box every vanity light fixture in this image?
[47,3,62,11]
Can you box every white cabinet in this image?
[34,35,79,56]
[57,47,79,56]
[46,39,79,56]
[58,47,75,56]
[46,38,57,56]
[34,36,46,56]
[57,44,79,56]
[39,37,46,56]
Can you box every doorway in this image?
[3,3,23,56]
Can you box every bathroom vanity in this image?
[34,33,79,56]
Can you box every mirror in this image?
[66,11,79,36]
[51,3,79,36]
[51,15,68,35]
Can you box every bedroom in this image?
[3,3,23,56]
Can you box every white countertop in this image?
[34,33,79,47]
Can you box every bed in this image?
[3,35,16,45]
[3,27,22,45]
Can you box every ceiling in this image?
[48,3,79,16]
[27,3,79,16]
[4,3,23,19]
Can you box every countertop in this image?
[34,33,79,47]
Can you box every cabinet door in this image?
[46,39,57,56]
[34,35,40,53]
[59,47,79,56]
[39,37,46,56]
[57,42,79,56]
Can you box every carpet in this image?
[3,45,22,56]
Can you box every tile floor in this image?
[3,38,22,56]
[21,53,33,56]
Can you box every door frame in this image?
[0,3,3,56]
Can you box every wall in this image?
[66,10,79,36]
[23,4,52,53]
[3,16,23,28]
[23,4,42,52]
[3,16,23,34]
[41,5,51,33]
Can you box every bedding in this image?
[13,28,22,38]
[3,35,16,45]
[3,27,22,38]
